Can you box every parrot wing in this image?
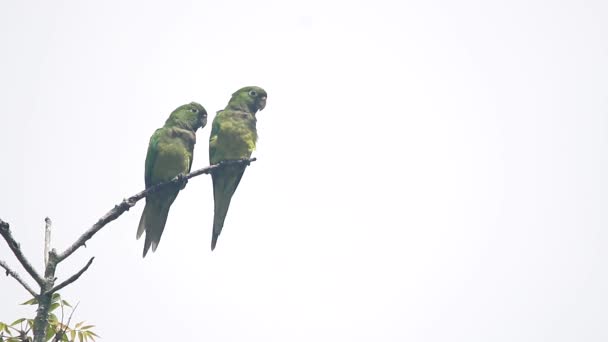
[144,129,162,188]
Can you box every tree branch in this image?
[56,158,256,262]
[1,158,256,342]
[47,257,94,294]
[44,217,52,267]
[0,219,45,286]
[54,301,79,342]
[0,260,38,298]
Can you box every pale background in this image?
[1,0,608,341]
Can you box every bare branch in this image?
[2,158,256,342]
[44,217,52,267]
[56,158,256,262]
[47,257,94,294]
[0,219,45,286]
[0,259,38,298]
[55,301,80,342]
[65,301,79,329]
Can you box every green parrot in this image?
[137,102,207,257]
[209,86,267,250]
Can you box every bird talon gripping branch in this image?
[177,173,188,189]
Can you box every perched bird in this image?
[209,86,267,250]
[137,102,207,257]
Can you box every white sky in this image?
[1,0,608,341]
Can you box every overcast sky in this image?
[1,0,608,341]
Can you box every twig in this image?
[0,158,256,342]
[54,300,80,342]
[55,301,80,342]
[0,219,45,286]
[44,217,52,267]
[56,158,256,262]
[47,257,94,294]
[0,260,38,298]
[65,302,79,330]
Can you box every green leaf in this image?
[61,300,72,308]
[9,319,24,326]
[45,325,55,342]
[48,313,59,324]
[52,293,61,303]
[49,302,60,312]
[75,322,84,329]
[78,331,84,342]
[70,330,76,341]
[80,325,95,330]
[20,297,38,305]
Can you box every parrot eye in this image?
[248,90,257,97]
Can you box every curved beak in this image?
[258,96,267,111]
[199,110,208,128]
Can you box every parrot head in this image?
[166,102,208,131]
[227,86,267,114]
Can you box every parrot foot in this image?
[176,173,188,189]
[217,160,232,169]
[221,158,250,166]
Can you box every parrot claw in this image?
[218,160,232,169]
[176,173,188,189]
[220,158,250,167]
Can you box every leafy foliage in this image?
[0,294,98,342]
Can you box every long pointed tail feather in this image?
[211,166,245,251]
[137,199,172,257]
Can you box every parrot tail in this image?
[211,166,245,251]
[137,199,172,257]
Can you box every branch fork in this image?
[0,158,256,342]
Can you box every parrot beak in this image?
[258,97,267,111]
[198,110,208,128]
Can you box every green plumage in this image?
[137,102,207,257]
[209,86,267,250]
